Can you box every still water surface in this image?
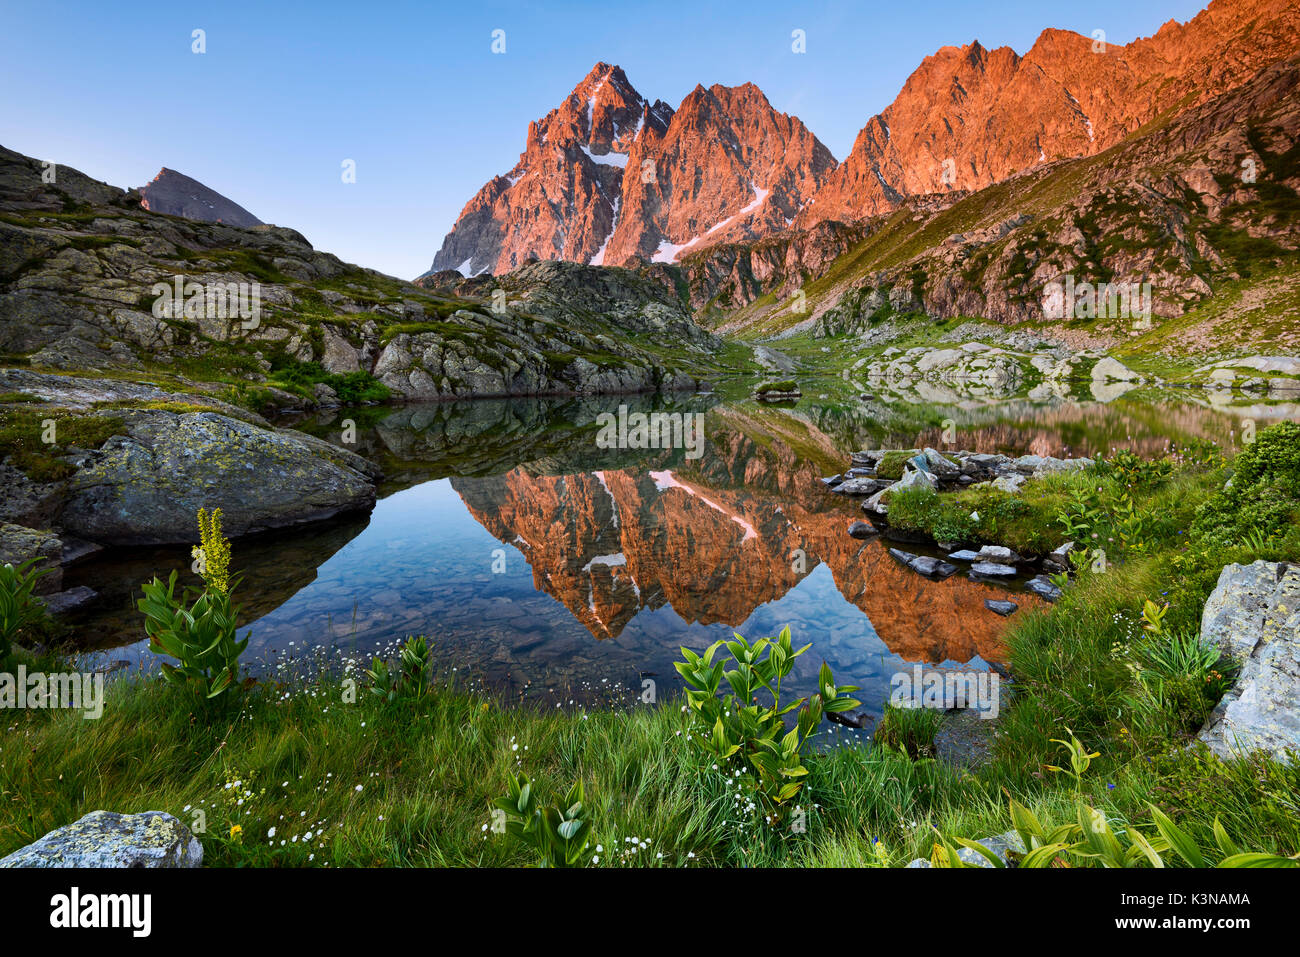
[64,386,1276,718]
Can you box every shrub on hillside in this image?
[1192,422,1300,547]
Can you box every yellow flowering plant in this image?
[138,508,248,701]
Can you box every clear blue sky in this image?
[1,0,1208,279]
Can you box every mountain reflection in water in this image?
[64,390,1255,716]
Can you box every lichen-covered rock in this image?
[0,522,62,593]
[58,409,378,545]
[0,811,202,868]
[906,830,1024,868]
[1198,561,1300,762]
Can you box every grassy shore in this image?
[2,428,1299,867]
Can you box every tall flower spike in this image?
[196,507,232,593]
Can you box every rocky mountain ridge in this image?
[429,62,836,276]
[431,0,1299,288]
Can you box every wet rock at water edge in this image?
[1026,575,1063,601]
[947,549,979,562]
[985,598,1018,616]
[850,450,884,467]
[833,476,888,496]
[976,544,1022,566]
[1043,541,1076,573]
[827,707,873,729]
[969,561,1018,582]
[846,520,878,540]
[0,810,203,868]
[820,474,843,488]
[888,547,957,580]
[57,409,379,545]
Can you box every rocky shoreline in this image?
[822,445,1087,600]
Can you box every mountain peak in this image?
[137,168,263,229]
[429,67,833,275]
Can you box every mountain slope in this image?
[0,145,729,407]
[708,53,1300,352]
[137,167,264,228]
[799,0,1300,228]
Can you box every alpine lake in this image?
[60,375,1290,732]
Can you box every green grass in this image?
[0,409,125,481]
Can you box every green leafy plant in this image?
[1141,599,1169,635]
[0,558,52,666]
[1056,485,1106,540]
[934,798,1300,868]
[365,635,432,705]
[138,509,248,701]
[1045,727,1100,792]
[494,774,594,868]
[674,626,859,820]
[1099,448,1173,488]
[1113,491,1152,553]
[139,570,248,699]
[1193,422,1300,547]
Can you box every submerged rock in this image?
[0,810,202,868]
[43,585,97,615]
[846,520,878,539]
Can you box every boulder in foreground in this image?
[59,410,378,545]
[0,810,202,868]
[1198,561,1300,763]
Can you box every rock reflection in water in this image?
[63,389,1251,716]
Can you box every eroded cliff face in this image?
[429,65,836,275]
[431,0,1299,291]
[452,422,1040,663]
[796,0,1300,228]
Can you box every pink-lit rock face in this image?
[428,63,834,276]
[430,0,1299,276]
